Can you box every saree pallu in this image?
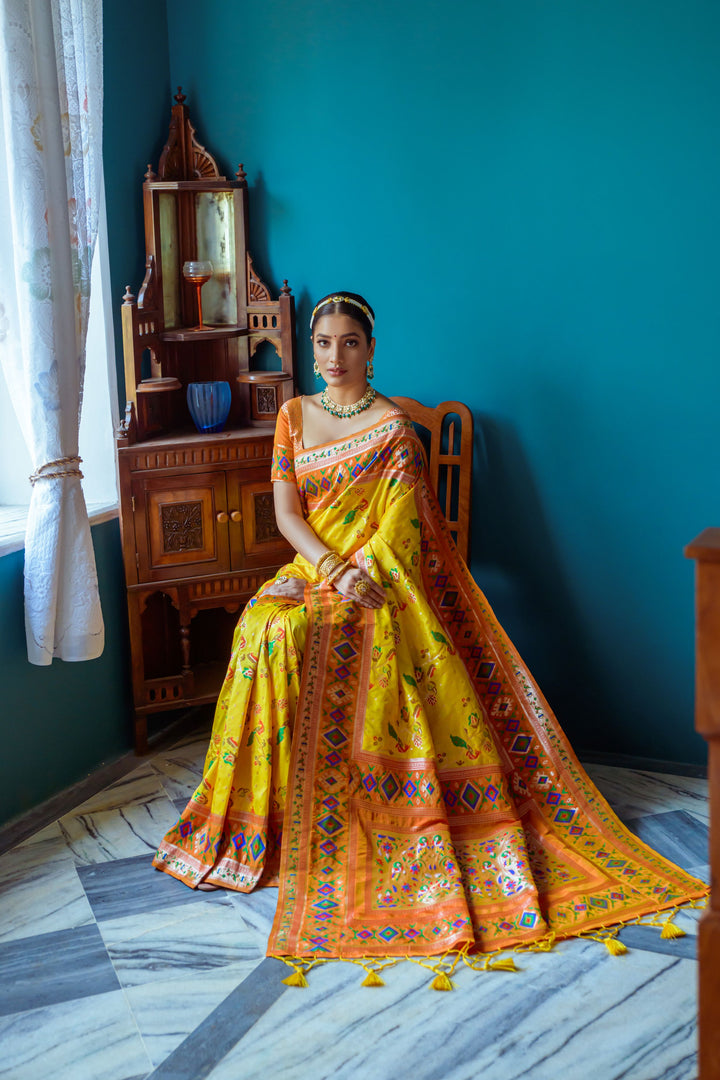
[154,403,706,960]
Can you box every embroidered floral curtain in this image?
[0,0,104,663]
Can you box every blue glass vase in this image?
[186,381,232,434]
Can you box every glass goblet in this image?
[182,260,213,329]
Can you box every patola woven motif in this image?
[154,399,706,958]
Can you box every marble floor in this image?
[0,718,708,1080]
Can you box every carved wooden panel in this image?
[133,472,230,580]
[230,471,291,561]
[161,501,203,553]
[256,385,277,416]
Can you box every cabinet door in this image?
[226,466,294,571]
[133,471,230,581]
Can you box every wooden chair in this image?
[391,397,473,563]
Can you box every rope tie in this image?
[29,456,83,486]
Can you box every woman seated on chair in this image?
[154,291,704,968]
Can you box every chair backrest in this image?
[391,397,473,563]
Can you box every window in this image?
[0,174,119,557]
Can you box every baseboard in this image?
[578,749,707,779]
[0,706,211,857]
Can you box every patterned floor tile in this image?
[122,962,262,1069]
[58,771,181,866]
[587,765,709,826]
[148,957,288,1080]
[99,897,261,988]
[204,942,698,1080]
[0,732,707,1080]
[0,923,120,1017]
[0,830,94,945]
[0,989,152,1080]
[624,809,709,870]
[78,853,235,923]
[151,750,205,802]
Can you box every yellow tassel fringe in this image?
[660,920,686,940]
[276,899,699,989]
[486,956,519,972]
[361,970,385,987]
[604,937,628,957]
[282,968,309,988]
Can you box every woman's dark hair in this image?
[310,291,375,344]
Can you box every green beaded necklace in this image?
[320,384,377,419]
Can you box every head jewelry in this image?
[310,295,375,330]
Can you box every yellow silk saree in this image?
[154,399,706,961]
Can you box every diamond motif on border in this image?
[461,782,481,810]
[323,727,347,748]
[380,774,400,801]
[318,814,342,835]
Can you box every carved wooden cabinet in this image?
[116,91,295,752]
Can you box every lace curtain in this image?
[0,0,104,664]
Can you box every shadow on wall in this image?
[470,413,611,751]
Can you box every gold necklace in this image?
[320,384,376,419]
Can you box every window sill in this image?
[0,502,119,559]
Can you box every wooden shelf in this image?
[160,325,247,343]
[136,377,182,394]
[237,371,293,384]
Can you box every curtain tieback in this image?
[29,456,84,485]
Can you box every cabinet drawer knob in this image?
[230,510,242,523]
[216,511,229,523]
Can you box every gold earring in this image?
[367,360,374,380]
[313,360,320,378]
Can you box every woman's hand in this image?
[334,567,385,609]
[262,576,307,603]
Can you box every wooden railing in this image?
[685,528,720,1080]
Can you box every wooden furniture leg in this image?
[685,528,720,1080]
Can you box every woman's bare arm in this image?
[273,481,331,566]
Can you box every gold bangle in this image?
[315,549,333,572]
[326,561,350,587]
[315,550,336,574]
[316,550,344,578]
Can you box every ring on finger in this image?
[354,579,371,597]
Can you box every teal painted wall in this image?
[104,0,172,383]
[0,1,172,828]
[0,521,131,824]
[164,0,719,762]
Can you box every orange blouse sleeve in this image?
[270,401,296,483]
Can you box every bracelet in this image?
[316,550,344,578]
[315,549,337,574]
[326,561,350,588]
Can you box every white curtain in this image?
[0,0,104,663]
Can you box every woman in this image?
[154,292,705,970]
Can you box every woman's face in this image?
[312,314,375,390]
